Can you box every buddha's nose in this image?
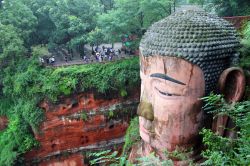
[137,102,154,121]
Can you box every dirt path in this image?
[43,42,137,67]
[50,54,137,67]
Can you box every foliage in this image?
[88,150,122,166]
[240,22,250,68]
[31,45,49,57]
[108,110,115,118]
[0,24,26,64]
[0,114,39,165]
[1,0,176,49]
[188,0,250,16]
[120,89,128,97]
[21,0,56,45]
[44,0,101,49]
[100,0,115,13]
[0,0,37,45]
[86,117,140,166]
[122,117,140,157]
[136,148,194,165]
[81,111,88,121]
[87,27,105,47]
[97,0,173,44]
[88,151,175,166]
[200,93,250,165]
[45,56,139,99]
[136,153,174,166]
[168,148,192,162]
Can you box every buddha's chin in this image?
[139,123,154,143]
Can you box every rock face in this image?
[25,90,139,165]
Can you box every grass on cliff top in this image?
[3,56,140,103]
[50,56,140,99]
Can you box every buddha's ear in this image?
[218,67,246,103]
[212,67,245,137]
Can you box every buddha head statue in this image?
[133,10,245,162]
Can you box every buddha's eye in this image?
[158,89,172,96]
[155,87,181,97]
[151,79,183,98]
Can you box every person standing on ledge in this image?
[129,10,246,165]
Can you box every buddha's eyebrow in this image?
[150,73,186,85]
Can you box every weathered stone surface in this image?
[25,90,139,165]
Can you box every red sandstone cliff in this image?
[25,90,139,165]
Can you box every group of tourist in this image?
[39,56,55,65]
[38,45,132,66]
[82,46,122,63]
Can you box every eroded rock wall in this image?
[25,90,139,165]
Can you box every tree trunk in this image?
[169,3,172,14]
[110,0,113,9]
[82,43,85,56]
[139,12,144,28]
[173,0,176,13]
[139,12,144,36]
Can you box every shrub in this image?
[200,94,250,165]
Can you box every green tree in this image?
[240,22,250,68]
[201,94,250,165]
[100,0,115,13]
[189,0,250,16]
[0,24,26,66]
[0,0,37,46]
[44,0,101,54]
[87,27,104,51]
[20,0,56,45]
[98,0,172,46]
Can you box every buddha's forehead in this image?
[141,55,193,74]
[140,55,204,87]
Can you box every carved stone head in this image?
[133,11,245,163]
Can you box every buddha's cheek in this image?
[151,97,204,151]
